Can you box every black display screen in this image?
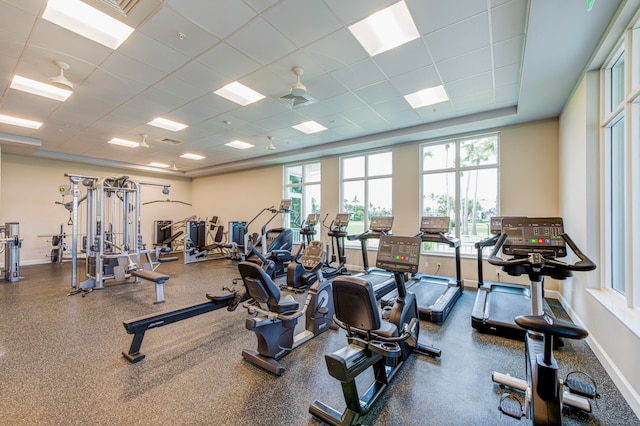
[369,216,394,232]
[420,216,449,233]
[501,217,566,257]
[334,213,350,227]
[376,235,421,273]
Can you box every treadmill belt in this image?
[414,280,448,308]
[486,291,530,328]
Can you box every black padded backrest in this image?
[238,261,281,307]
[332,276,381,331]
[214,225,224,243]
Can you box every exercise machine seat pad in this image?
[238,261,298,313]
[332,275,397,339]
[130,269,169,284]
[515,314,588,340]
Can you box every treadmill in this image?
[347,216,397,299]
[321,213,349,279]
[381,216,463,323]
[471,216,555,340]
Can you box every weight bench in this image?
[130,269,170,304]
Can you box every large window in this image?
[340,151,392,245]
[284,162,321,241]
[601,19,640,307]
[421,135,498,254]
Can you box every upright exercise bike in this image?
[239,240,334,375]
[284,213,319,291]
[309,235,441,426]
[488,217,598,425]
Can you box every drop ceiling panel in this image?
[304,29,368,72]
[447,72,494,99]
[139,7,220,57]
[226,17,297,65]
[373,39,433,78]
[118,32,191,74]
[152,75,209,102]
[323,0,397,26]
[101,51,167,86]
[330,59,386,91]
[389,65,441,94]
[425,13,491,62]
[355,81,402,105]
[491,0,528,43]
[264,0,342,47]
[84,68,147,105]
[172,60,227,92]
[168,0,256,40]
[436,47,492,83]
[0,2,37,40]
[409,0,488,35]
[197,42,261,81]
[493,36,525,68]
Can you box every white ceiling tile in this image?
[495,63,520,88]
[436,47,492,83]
[226,17,297,65]
[324,0,397,26]
[139,7,220,57]
[389,65,441,94]
[355,81,401,105]
[373,39,432,78]
[447,72,494,99]
[197,42,261,80]
[101,52,167,86]
[264,0,342,47]
[169,0,256,39]
[0,2,37,40]
[173,61,227,91]
[152,76,209,101]
[330,59,386,91]
[491,0,528,43]
[303,29,369,72]
[118,32,190,74]
[243,0,280,13]
[493,35,524,68]
[425,13,491,62]
[408,0,488,35]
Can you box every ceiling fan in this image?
[280,66,316,107]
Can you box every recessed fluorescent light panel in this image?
[404,85,449,109]
[214,81,265,106]
[349,1,420,56]
[225,140,254,150]
[108,138,139,148]
[0,114,42,129]
[42,0,134,49]
[292,120,327,134]
[148,162,170,168]
[180,153,205,160]
[10,75,72,101]
[148,117,188,132]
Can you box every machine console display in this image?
[369,216,394,232]
[420,216,449,234]
[376,235,421,273]
[279,199,292,210]
[300,240,325,270]
[490,216,527,235]
[306,214,319,226]
[334,213,350,227]
[501,217,566,257]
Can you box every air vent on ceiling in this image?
[90,0,142,16]
[160,137,185,146]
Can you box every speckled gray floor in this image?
[0,258,637,425]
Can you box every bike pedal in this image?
[499,393,524,419]
[565,371,600,399]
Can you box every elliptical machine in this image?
[284,213,319,291]
[239,240,334,376]
[309,235,441,426]
[321,213,349,278]
[488,217,599,425]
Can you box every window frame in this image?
[420,133,500,256]
[283,161,321,242]
[339,150,393,247]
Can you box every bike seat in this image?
[515,314,588,340]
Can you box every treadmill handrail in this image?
[488,233,596,272]
[418,231,460,248]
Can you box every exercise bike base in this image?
[242,349,286,376]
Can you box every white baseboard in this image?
[558,295,640,419]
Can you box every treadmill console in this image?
[376,235,421,274]
[490,216,527,235]
[370,216,394,232]
[501,217,566,257]
[420,216,450,234]
[334,213,350,227]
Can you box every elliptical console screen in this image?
[279,199,291,210]
[370,216,394,232]
[334,213,350,227]
[301,241,324,270]
[490,216,526,235]
[376,235,421,273]
[306,214,319,226]
[420,216,449,234]
[501,217,566,257]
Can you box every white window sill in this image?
[587,288,640,338]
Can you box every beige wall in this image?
[0,154,192,264]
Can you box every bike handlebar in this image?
[488,232,596,272]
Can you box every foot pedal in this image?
[565,371,600,399]
[499,393,524,419]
